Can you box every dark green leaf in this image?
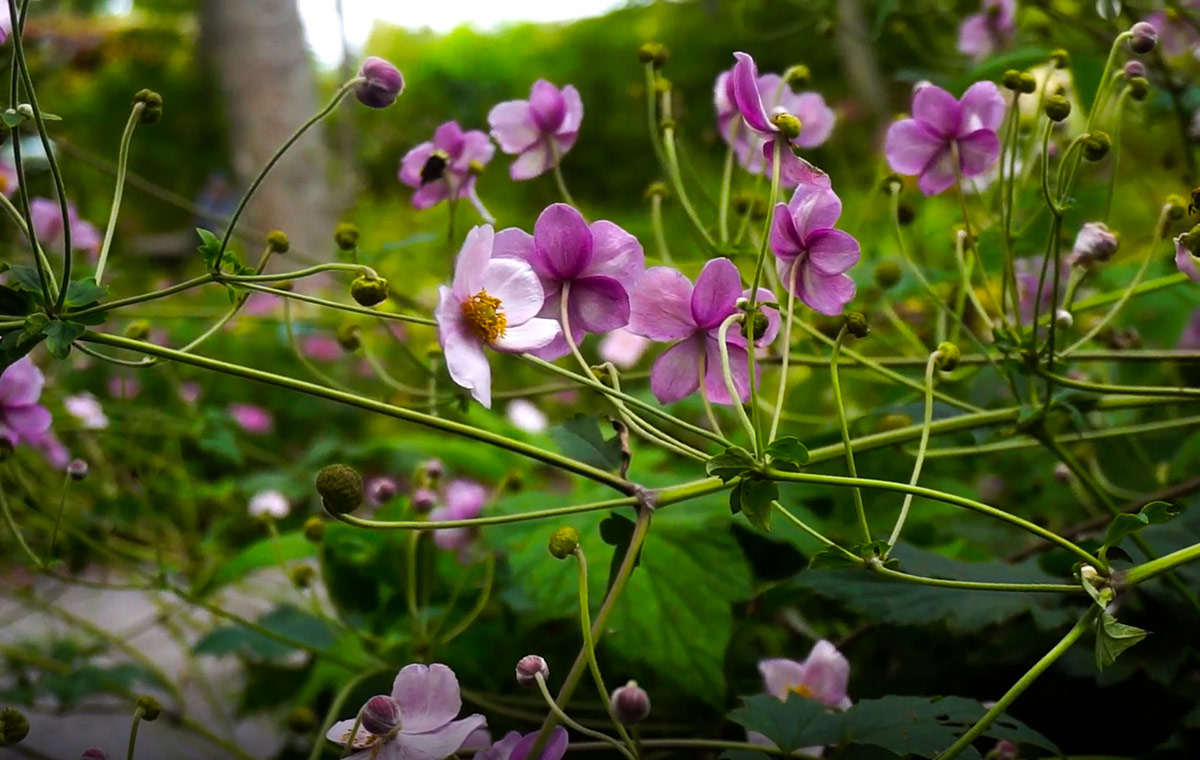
[1102,501,1183,559]
[0,284,31,315]
[23,313,49,335]
[808,548,862,570]
[727,694,842,753]
[194,605,337,662]
[197,227,222,271]
[43,321,85,359]
[736,477,777,532]
[0,109,24,127]
[7,265,45,297]
[64,277,108,307]
[1095,611,1148,670]
[706,446,757,482]
[0,328,44,370]
[550,414,623,472]
[766,436,809,466]
[599,512,641,590]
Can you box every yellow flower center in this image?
[461,289,507,342]
[787,683,815,699]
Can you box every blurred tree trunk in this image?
[199,0,333,260]
[835,0,886,119]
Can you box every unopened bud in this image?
[354,57,405,109]
[1053,461,1072,484]
[360,695,403,735]
[412,487,437,512]
[285,707,317,734]
[302,516,326,543]
[1001,69,1024,91]
[351,276,389,307]
[1082,132,1111,162]
[1043,94,1071,122]
[337,323,362,351]
[316,464,364,515]
[1018,73,1037,94]
[548,526,580,559]
[266,230,290,254]
[935,342,961,371]
[1080,564,1105,587]
[644,181,669,200]
[1123,60,1146,78]
[135,695,161,721]
[133,89,163,124]
[611,681,651,725]
[1055,309,1073,328]
[124,319,151,341]
[67,459,89,480]
[334,223,360,251]
[1129,21,1158,55]
[290,565,315,589]
[0,708,28,746]
[637,42,669,68]
[740,310,770,342]
[784,64,811,88]
[874,260,902,289]
[1128,76,1150,101]
[844,311,870,339]
[771,112,802,140]
[1167,195,1188,221]
[368,477,398,505]
[1050,49,1070,68]
[515,654,549,687]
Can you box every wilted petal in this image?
[912,84,961,137]
[959,80,1006,133]
[703,337,753,405]
[390,663,464,733]
[510,143,553,180]
[799,268,856,316]
[493,317,560,353]
[731,52,774,134]
[956,129,1001,179]
[583,220,644,287]
[398,714,488,760]
[885,119,946,176]
[628,266,696,341]
[650,335,704,403]
[529,80,567,132]
[569,275,631,333]
[805,228,861,275]
[759,658,807,701]
[454,226,496,297]
[690,257,743,330]
[489,101,540,153]
[534,203,593,280]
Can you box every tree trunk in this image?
[199,0,333,261]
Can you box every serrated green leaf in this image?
[197,227,222,271]
[43,321,85,359]
[736,477,777,532]
[7,264,45,297]
[64,277,108,307]
[550,414,623,472]
[1095,611,1149,670]
[766,436,809,466]
[727,694,842,753]
[706,446,757,482]
[1101,501,1183,560]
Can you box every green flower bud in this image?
[844,311,870,339]
[351,276,389,307]
[124,319,151,341]
[1128,76,1150,102]
[302,516,326,543]
[784,64,811,88]
[653,75,671,94]
[881,174,903,194]
[1050,49,1070,69]
[1044,94,1071,122]
[136,695,161,721]
[285,707,318,734]
[1166,194,1187,221]
[740,310,770,343]
[637,42,669,68]
[266,230,290,254]
[771,112,802,140]
[874,260,902,289]
[1001,69,1024,91]
[275,279,295,292]
[1018,73,1037,94]
[336,323,362,351]
[548,526,580,559]
[732,192,753,215]
[133,89,163,124]
[1082,132,1111,162]
[0,708,28,746]
[316,464,364,515]
[334,223,360,251]
[290,565,315,589]
[935,342,961,371]
[877,412,912,432]
[643,181,669,200]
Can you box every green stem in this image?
[772,500,859,559]
[829,326,871,543]
[0,476,42,568]
[748,139,782,298]
[1032,368,1200,401]
[642,64,667,170]
[126,706,144,760]
[768,267,798,443]
[886,352,939,552]
[95,105,143,285]
[1126,541,1200,586]
[334,494,636,531]
[660,87,716,250]
[547,138,579,208]
[649,193,673,264]
[718,134,737,243]
[920,414,1200,458]
[870,562,1082,594]
[239,282,435,326]
[438,553,495,645]
[533,672,634,760]
[716,313,759,448]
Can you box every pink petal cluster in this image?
[769,182,860,315]
[493,203,644,360]
[884,82,1006,196]
[489,80,583,180]
[64,392,109,430]
[748,640,853,755]
[0,357,52,448]
[429,479,489,563]
[1175,233,1200,282]
[228,403,273,434]
[477,727,569,760]
[957,0,1017,61]
[400,121,495,216]
[628,258,778,405]
[31,198,101,258]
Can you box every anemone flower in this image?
[957,0,1017,61]
[488,80,583,180]
[715,66,835,176]
[477,727,569,760]
[0,357,52,448]
[769,181,860,315]
[30,198,101,258]
[429,479,489,564]
[399,121,495,222]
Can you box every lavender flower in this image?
[506,399,549,434]
[488,80,583,180]
[1144,8,1199,57]
[628,258,778,405]
[1179,310,1200,350]
[228,403,273,434]
[957,0,1017,61]
[477,727,569,760]
[729,52,831,188]
[31,198,101,258]
[429,479,489,563]
[0,357,52,449]
[1068,222,1119,268]
[884,81,1006,196]
[0,4,10,46]
[598,327,651,369]
[366,476,399,506]
[399,121,495,219]
[493,203,644,359]
[435,225,561,408]
[1175,230,1200,282]
[64,392,109,430]
[769,181,860,315]
[248,490,289,519]
[748,640,853,756]
[326,663,486,760]
[354,57,404,109]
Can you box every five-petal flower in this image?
[769,182,860,316]
[489,80,583,180]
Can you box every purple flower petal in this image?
[741,287,781,348]
[703,336,753,405]
[510,143,553,180]
[569,275,631,333]
[790,92,836,149]
[798,268,856,316]
[731,52,774,134]
[529,80,567,133]
[559,85,584,136]
[917,147,957,196]
[912,85,961,137]
[325,719,375,750]
[437,288,493,408]
[3,403,52,441]
[454,226,496,298]
[765,143,833,188]
[534,203,593,280]
[959,81,1006,134]
[802,639,853,710]
[492,227,537,267]
[628,266,696,341]
[511,726,569,760]
[690,257,742,330]
[805,228,861,275]
[399,714,488,760]
[582,220,644,287]
[390,663,464,733]
[453,130,496,172]
[412,182,451,210]
[787,182,843,239]
[1176,236,1200,282]
[489,101,540,153]
[445,480,487,517]
[478,731,522,760]
[956,129,1001,178]
[956,14,994,59]
[492,317,560,353]
[759,658,807,701]
[399,142,434,188]
[769,203,804,261]
[433,121,466,156]
[0,356,44,407]
[650,335,704,403]
[885,119,945,176]
[481,259,545,325]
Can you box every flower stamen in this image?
[461,290,507,342]
[788,683,815,699]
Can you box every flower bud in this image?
[877,412,912,432]
[1017,73,1037,94]
[290,565,315,589]
[515,654,550,687]
[266,230,290,254]
[412,487,437,512]
[784,64,811,88]
[334,223,360,251]
[1129,21,1157,55]
[643,181,669,200]
[302,516,326,543]
[354,57,405,108]
[124,319,151,341]
[548,526,580,559]
[81,750,110,760]
[611,681,651,725]
[770,112,802,140]
[368,476,398,505]
[1050,49,1070,69]
[844,311,870,339]
[135,695,161,721]
[316,464,364,515]
[1081,132,1111,162]
[653,75,671,94]
[740,310,770,342]
[0,708,28,746]
[1128,76,1150,101]
[133,89,163,124]
[285,707,317,734]
[275,279,296,292]
[1043,94,1071,122]
[1001,69,1024,91]
[1069,222,1119,268]
[1055,309,1073,328]
[1123,60,1146,78]
[637,42,669,68]
[935,342,961,371]
[1167,195,1188,221]
[874,260,902,289]
[337,323,362,351]
[67,458,89,480]
[351,276,389,307]
[360,695,403,735]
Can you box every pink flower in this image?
[30,431,69,470]
[228,403,273,434]
[477,727,569,760]
[30,198,101,258]
[429,479,489,563]
[0,357,52,447]
[628,258,778,405]
[488,80,583,180]
[715,65,835,177]
[598,327,651,369]
[957,0,1017,61]
[884,81,1006,196]
[64,393,109,430]
[728,52,831,188]
[0,4,10,45]
[326,663,486,760]
[354,57,404,108]
[366,476,399,507]
[435,225,561,408]
[748,640,853,756]
[240,292,279,317]
[1068,222,1119,268]
[769,181,860,315]
[400,121,495,219]
[492,203,644,359]
[248,490,289,519]
[1175,232,1200,282]
[107,374,141,400]
[300,334,343,362]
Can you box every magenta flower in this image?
[0,357,52,448]
[436,225,561,409]
[728,52,831,188]
[488,80,583,180]
[884,81,1006,196]
[1143,11,1194,56]
[628,258,778,405]
[354,57,404,109]
[366,476,399,507]
[430,479,489,563]
[477,727,569,760]
[228,403,273,434]
[493,203,644,360]
[759,640,853,709]
[957,0,1016,61]
[30,198,101,257]
[1175,233,1200,282]
[326,663,486,760]
[769,182,860,315]
[715,66,835,177]
[300,334,342,362]
[399,121,495,221]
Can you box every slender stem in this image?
[337,711,366,759]
[938,608,1098,760]
[559,282,593,376]
[748,139,782,297]
[768,267,798,443]
[283,298,348,390]
[1033,368,1200,400]
[886,352,939,552]
[0,476,42,568]
[547,137,579,208]
[335,495,637,531]
[307,670,384,760]
[642,64,667,169]
[568,738,810,757]
[829,326,871,543]
[649,193,673,264]
[870,563,1082,594]
[718,134,737,243]
[438,553,495,645]
[238,282,436,326]
[698,358,726,440]
[126,706,144,760]
[533,673,634,760]
[659,85,715,250]
[920,414,1200,458]
[48,471,70,555]
[406,530,424,640]
[772,501,859,559]
[716,314,759,447]
[222,262,376,283]
[95,105,143,284]
[1127,541,1200,586]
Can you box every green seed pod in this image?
[548,526,580,560]
[935,342,961,371]
[740,309,770,343]
[1166,194,1187,221]
[1128,76,1150,102]
[637,42,669,68]
[285,707,318,734]
[784,64,811,88]
[874,260,902,289]
[316,464,364,515]
[1001,69,1024,91]
[290,565,315,589]
[351,276,389,307]
[1017,73,1037,94]
[0,708,28,746]
[1082,132,1111,162]
[844,311,870,339]
[124,319,151,341]
[136,695,161,721]
[334,222,360,251]
[771,112,802,140]
[1043,94,1071,122]
[336,323,362,351]
[266,230,290,254]
[302,516,326,543]
[1050,49,1070,68]
[133,89,163,124]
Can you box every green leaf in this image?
[43,321,85,359]
[0,327,44,371]
[727,694,842,753]
[734,477,777,532]
[598,512,641,591]
[196,227,223,271]
[766,436,809,466]
[706,446,757,483]
[195,532,318,593]
[550,414,623,472]
[1101,501,1183,560]
[1,108,24,127]
[1095,611,1149,670]
[0,284,31,315]
[64,277,108,308]
[7,264,46,297]
[193,605,337,662]
[807,547,862,570]
[23,313,50,335]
